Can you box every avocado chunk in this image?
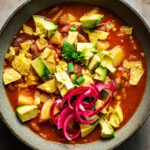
[80,120,99,137]
[55,71,74,96]
[16,105,38,123]
[31,56,52,81]
[100,50,116,73]
[80,14,104,29]
[93,66,107,82]
[80,49,94,66]
[109,104,123,128]
[99,115,114,138]
[33,15,57,38]
[88,53,101,70]
[77,42,97,53]
[95,99,107,114]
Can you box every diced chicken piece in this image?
[123,60,144,85]
[110,46,124,67]
[3,68,22,85]
[40,99,59,122]
[18,94,34,106]
[34,90,49,103]
[85,30,109,43]
[120,26,133,35]
[23,24,34,35]
[12,54,31,76]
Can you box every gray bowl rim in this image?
[0,0,150,150]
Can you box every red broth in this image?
[4,2,147,144]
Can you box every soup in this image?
[3,2,146,144]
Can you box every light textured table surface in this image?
[0,0,150,150]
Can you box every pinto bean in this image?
[7,83,16,91]
[56,48,62,58]
[96,25,106,31]
[46,44,55,49]
[13,37,24,47]
[59,16,69,26]
[30,43,40,59]
[77,33,88,42]
[60,25,71,33]
[74,64,84,77]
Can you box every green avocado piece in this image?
[33,15,57,38]
[16,105,38,123]
[55,71,74,96]
[71,74,77,83]
[80,14,104,30]
[100,50,116,73]
[93,66,107,82]
[88,53,101,70]
[80,49,94,66]
[31,56,52,81]
[80,121,99,137]
[99,115,114,138]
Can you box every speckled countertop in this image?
[0,0,150,150]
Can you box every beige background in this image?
[0,0,150,28]
[0,0,150,150]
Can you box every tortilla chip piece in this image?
[12,54,31,76]
[5,47,16,61]
[3,68,22,85]
[123,60,144,85]
[120,26,133,35]
[42,48,51,59]
[23,24,34,35]
[66,31,78,45]
[20,41,33,54]
[84,30,109,43]
[36,37,48,50]
[105,21,115,31]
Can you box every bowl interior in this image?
[0,0,150,150]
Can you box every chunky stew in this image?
[3,2,146,144]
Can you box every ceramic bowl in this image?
[0,0,150,150]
